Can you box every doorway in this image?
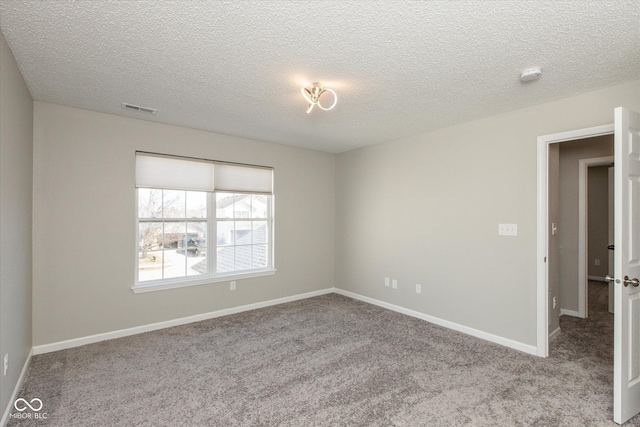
[575,151,614,318]
[539,108,640,424]
[583,161,615,315]
[544,136,613,341]
[536,124,614,357]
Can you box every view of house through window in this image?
[135,152,274,290]
[216,193,269,273]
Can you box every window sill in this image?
[131,269,277,294]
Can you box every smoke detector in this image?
[520,67,542,82]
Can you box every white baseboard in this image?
[332,289,537,356]
[588,275,607,282]
[33,288,335,355]
[1,348,33,427]
[560,308,582,318]
[549,326,561,342]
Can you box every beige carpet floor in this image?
[7,282,639,426]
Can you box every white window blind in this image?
[136,152,273,194]
[214,163,273,194]
[136,153,215,192]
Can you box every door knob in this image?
[608,245,615,250]
[623,276,640,287]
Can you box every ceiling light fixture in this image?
[301,83,337,113]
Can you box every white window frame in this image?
[133,156,276,294]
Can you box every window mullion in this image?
[209,191,216,278]
[135,188,140,283]
[184,194,187,275]
[161,190,165,280]
[162,219,167,280]
[268,195,273,270]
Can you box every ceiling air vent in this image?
[121,103,157,114]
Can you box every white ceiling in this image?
[0,1,638,153]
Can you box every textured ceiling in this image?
[0,1,638,153]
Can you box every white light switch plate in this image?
[498,224,518,236]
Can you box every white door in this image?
[613,107,640,424]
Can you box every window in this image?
[215,193,270,273]
[137,189,208,282]
[134,153,274,293]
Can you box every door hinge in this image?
[544,256,547,263]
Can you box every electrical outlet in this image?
[416,284,421,294]
[392,279,398,289]
[594,259,600,266]
[553,296,557,309]
[384,277,390,287]
[3,354,7,376]
[230,281,236,291]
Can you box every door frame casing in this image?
[536,123,614,357]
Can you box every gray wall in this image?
[335,80,639,347]
[0,32,33,417]
[32,102,335,346]
[588,166,610,278]
[558,136,613,312]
